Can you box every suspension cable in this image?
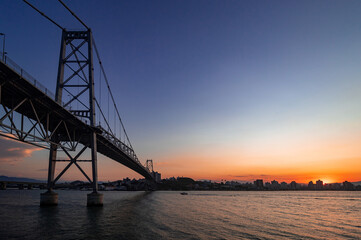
[23,0,65,31]
[57,0,89,30]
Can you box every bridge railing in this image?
[0,53,80,113]
[0,53,56,100]
[96,125,150,172]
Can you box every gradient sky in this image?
[1,0,361,183]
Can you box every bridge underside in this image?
[0,61,153,180]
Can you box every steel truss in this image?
[0,84,94,189]
[0,96,78,151]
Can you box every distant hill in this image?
[0,176,44,183]
[352,181,361,186]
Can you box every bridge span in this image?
[0,59,153,180]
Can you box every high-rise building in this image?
[254,179,264,189]
[308,181,314,190]
[316,180,323,190]
[153,172,161,183]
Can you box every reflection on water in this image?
[1,190,361,239]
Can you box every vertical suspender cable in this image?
[98,68,101,125]
[114,107,116,137]
[92,38,134,149]
[107,89,109,131]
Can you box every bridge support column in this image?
[86,33,103,207]
[40,190,58,206]
[41,141,58,206]
[87,192,103,207]
[87,131,103,207]
[27,184,33,190]
[0,182,6,190]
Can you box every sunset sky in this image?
[1,1,361,183]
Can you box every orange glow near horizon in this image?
[1,132,361,184]
[152,144,361,184]
[142,126,361,183]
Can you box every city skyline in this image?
[1,1,361,183]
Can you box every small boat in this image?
[180,192,188,195]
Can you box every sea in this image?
[0,190,360,239]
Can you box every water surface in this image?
[0,190,360,239]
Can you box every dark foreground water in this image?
[0,190,361,239]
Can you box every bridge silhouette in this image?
[0,1,157,206]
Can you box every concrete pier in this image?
[0,182,6,190]
[87,192,103,207]
[40,190,58,206]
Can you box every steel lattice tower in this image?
[44,29,101,205]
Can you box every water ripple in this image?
[1,190,361,239]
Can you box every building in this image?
[280,182,288,190]
[343,181,354,190]
[316,180,323,190]
[254,179,264,189]
[290,181,298,190]
[324,183,341,190]
[270,180,280,190]
[153,171,161,183]
[308,181,314,190]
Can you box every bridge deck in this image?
[0,60,153,180]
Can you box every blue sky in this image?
[1,1,361,182]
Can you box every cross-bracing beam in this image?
[0,97,77,151]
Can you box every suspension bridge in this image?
[0,1,159,206]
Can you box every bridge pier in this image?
[87,192,103,207]
[18,184,24,190]
[0,182,6,190]
[40,190,58,206]
[27,184,33,190]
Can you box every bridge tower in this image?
[146,159,154,173]
[40,29,103,206]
